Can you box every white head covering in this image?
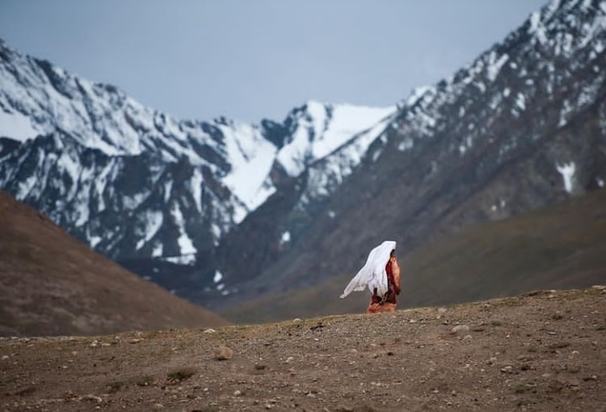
[340,240,396,299]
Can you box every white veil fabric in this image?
[340,240,396,299]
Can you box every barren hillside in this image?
[223,188,606,323]
[0,191,227,337]
[1,288,605,411]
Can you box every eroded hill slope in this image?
[0,191,227,337]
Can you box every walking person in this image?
[340,241,402,313]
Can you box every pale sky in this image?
[0,0,547,122]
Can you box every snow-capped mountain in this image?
[2,0,605,311]
[0,37,394,291]
[208,0,606,309]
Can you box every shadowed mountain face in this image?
[0,0,605,319]
[207,0,606,314]
[222,188,606,323]
[0,191,227,337]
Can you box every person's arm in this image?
[392,258,401,295]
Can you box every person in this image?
[340,240,402,313]
[367,249,401,313]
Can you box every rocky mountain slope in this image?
[0,190,226,337]
[1,287,605,411]
[0,38,394,294]
[207,0,606,312]
[1,0,605,314]
[222,188,606,323]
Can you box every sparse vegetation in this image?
[166,367,197,383]
[134,375,155,387]
[105,381,125,393]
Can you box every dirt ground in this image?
[1,287,605,411]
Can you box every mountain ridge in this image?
[1,0,605,313]
[221,187,606,323]
[0,38,395,296]
[204,0,606,313]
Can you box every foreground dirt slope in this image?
[1,287,605,411]
[0,191,227,337]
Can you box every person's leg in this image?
[382,303,396,312]
[367,302,381,313]
[368,292,382,313]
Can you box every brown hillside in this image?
[1,288,605,411]
[223,189,606,323]
[0,191,227,337]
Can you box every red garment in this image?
[384,259,398,304]
[369,260,399,306]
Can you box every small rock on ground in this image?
[451,325,470,335]
[215,345,233,361]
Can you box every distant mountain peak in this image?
[206,0,606,311]
[0,37,396,294]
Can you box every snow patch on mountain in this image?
[213,270,223,284]
[557,162,576,193]
[190,169,204,213]
[170,203,196,255]
[298,109,397,207]
[220,122,277,212]
[486,52,509,82]
[135,210,163,250]
[276,101,395,176]
[0,110,42,142]
[280,231,291,245]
